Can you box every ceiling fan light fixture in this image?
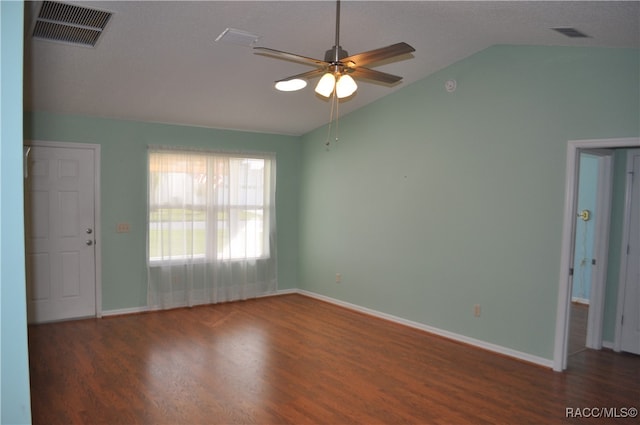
[315,72,336,97]
[275,78,307,92]
[335,74,357,98]
[254,0,414,105]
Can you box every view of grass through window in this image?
[148,151,270,262]
[148,208,206,259]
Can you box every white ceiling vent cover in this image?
[215,28,261,47]
[33,1,112,47]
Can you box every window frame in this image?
[147,149,274,265]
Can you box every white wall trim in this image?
[571,297,590,305]
[297,290,554,369]
[102,306,155,317]
[268,288,299,296]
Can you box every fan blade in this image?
[350,67,403,84]
[254,47,326,68]
[276,69,325,83]
[342,42,415,67]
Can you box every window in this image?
[148,149,274,263]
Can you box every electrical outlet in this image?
[116,223,130,233]
[336,273,342,284]
[474,304,481,317]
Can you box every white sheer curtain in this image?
[147,147,277,309]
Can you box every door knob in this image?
[86,240,93,246]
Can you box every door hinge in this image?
[628,245,631,255]
[621,315,624,326]
[569,267,574,276]
[23,146,31,179]
[591,258,596,266]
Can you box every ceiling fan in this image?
[254,0,415,99]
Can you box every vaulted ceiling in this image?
[24,1,640,136]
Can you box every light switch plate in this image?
[116,223,130,233]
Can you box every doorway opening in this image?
[567,152,606,357]
[554,137,639,372]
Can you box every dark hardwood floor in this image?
[568,302,589,356]
[28,294,639,424]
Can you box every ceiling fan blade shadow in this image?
[276,69,326,83]
[254,47,327,68]
[350,67,403,84]
[343,42,415,68]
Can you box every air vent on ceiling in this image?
[215,28,261,47]
[552,27,590,39]
[33,1,112,47]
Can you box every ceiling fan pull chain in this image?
[335,95,340,143]
[324,97,333,150]
[325,92,336,148]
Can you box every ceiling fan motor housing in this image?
[254,0,414,91]
[324,46,349,63]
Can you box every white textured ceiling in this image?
[24,1,640,136]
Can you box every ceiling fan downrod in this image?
[254,0,415,98]
[335,0,340,52]
[324,0,348,64]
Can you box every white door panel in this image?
[620,152,640,354]
[25,145,96,323]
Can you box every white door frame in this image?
[24,140,102,319]
[554,137,639,372]
[614,148,640,352]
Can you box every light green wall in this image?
[24,113,301,311]
[299,45,639,360]
[1,1,32,423]
[21,45,640,364]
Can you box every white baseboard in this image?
[270,288,299,296]
[297,289,554,369]
[101,306,155,317]
[102,289,297,317]
[571,297,590,305]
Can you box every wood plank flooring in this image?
[28,294,639,424]
[568,302,588,356]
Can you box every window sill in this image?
[148,256,271,267]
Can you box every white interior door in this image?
[25,144,97,323]
[619,150,640,354]
[585,151,613,350]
